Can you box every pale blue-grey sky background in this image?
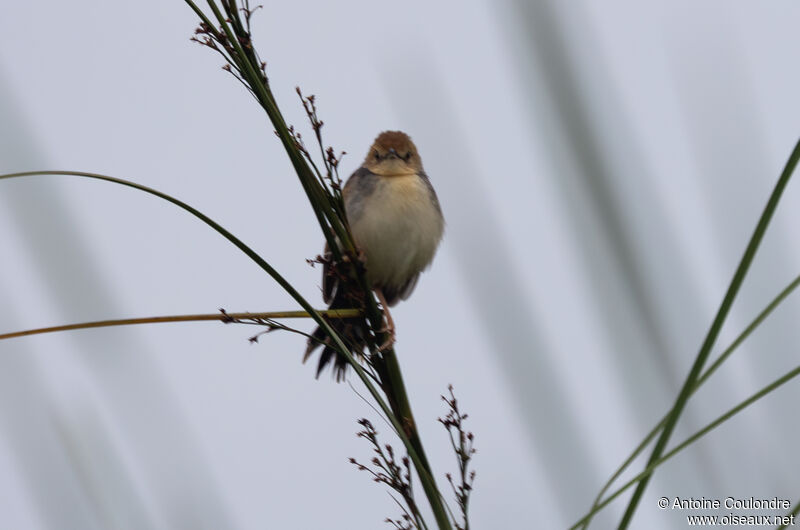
[1,1,800,528]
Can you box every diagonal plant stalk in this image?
[572,362,800,529]
[186,0,346,261]
[618,138,800,527]
[580,272,800,528]
[183,1,451,527]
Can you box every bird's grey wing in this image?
[323,167,376,303]
[341,166,378,225]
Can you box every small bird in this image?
[304,131,444,380]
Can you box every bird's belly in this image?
[349,175,443,289]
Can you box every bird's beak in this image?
[386,148,399,159]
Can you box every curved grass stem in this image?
[579,273,800,528]
[572,363,800,529]
[0,169,450,529]
[618,138,800,528]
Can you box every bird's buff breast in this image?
[348,174,443,289]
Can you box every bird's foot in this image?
[374,288,397,351]
[376,323,396,352]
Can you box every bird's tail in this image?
[303,290,369,382]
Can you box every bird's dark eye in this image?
[402,152,411,161]
[373,151,381,160]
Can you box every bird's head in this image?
[363,131,423,176]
